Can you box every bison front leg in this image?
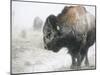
[70,56,77,69]
[77,53,82,69]
[85,51,89,66]
[80,47,89,67]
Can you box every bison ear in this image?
[48,15,57,26]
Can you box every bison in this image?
[43,5,96,69]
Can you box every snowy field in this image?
[12,1,96,74]
[12,29,96,74]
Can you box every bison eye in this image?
[46,32,51,39]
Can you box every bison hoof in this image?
[70,65,81,70]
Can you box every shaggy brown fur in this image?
[57,6,86,25]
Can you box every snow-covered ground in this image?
[12,29,96,74]
[12,30,71,73]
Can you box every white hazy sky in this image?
[12,1,95,30]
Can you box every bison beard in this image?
[43,6,95,69]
